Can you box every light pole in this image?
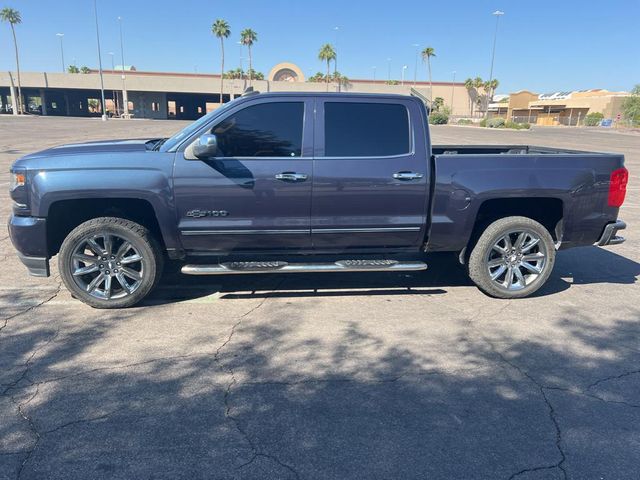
[372,66,377,81]
[56,33,65,72]
[387,58,392,82]
[487,10,504,110]
[237,41,243,72]
[333,26,340,91]
[450,70,456,115]
[93,0,107,121]
[108,52,118,114]
[118,16,128,117]
[412,43,419,85]
[401,65,408,86]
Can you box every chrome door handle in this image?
[393,171,424,181]
[275,172,308,182]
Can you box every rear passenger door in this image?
[311,98,429,249]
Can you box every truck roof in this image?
[241,90,420,101]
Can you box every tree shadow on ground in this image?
[0,287,639,479]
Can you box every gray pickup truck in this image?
[8,91,628,308]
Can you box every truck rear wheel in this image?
[468,216,555,299]
[59,217,163,308]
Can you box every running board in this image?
[181,259,428,275]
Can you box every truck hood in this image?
[19,138,159,160]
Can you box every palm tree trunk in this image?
[219,37,225,104]
[326,60,330,92]
[11,24,22,114]
[248,45,253,85]
[427,58,433,103]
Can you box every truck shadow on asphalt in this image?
[149,246,639,304]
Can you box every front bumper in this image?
[7,214,50,277]
[597,219,626,246]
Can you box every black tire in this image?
[58,217,163,308]
[468,216,555,299]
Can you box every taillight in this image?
[608,167,628,207]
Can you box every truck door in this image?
[173,97,313,253]
[311,98,429,249]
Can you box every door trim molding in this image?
[181,229,310,236]
[311,227,421,234]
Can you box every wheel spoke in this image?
[490,264,506,280]
[120,253,142,264]
[104,275,112,299]
[521,237,540,253]
[115,272,133,294]
[522,252,545,262]
[488,258,505,267]
[503,234,513,251]
[514,232,527,250]
[121,267,142,280]
[104,235,114,256]
[514,267,527,286]
[86,237,106,256]
[86,273,105,292]
[521,261,542,274]
[492,242,508,255]
[73,253,99,264]
[116,241,132,258]
[73,263,100,276]
[504,265,514,288]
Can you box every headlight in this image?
[10,171,26,190]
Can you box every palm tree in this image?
[318,44,336,92]
[212,19,230,104]
[472,76,484,117]
[464,78,474,117]
[240,28,257,84]
[421,47,436,102]
[1,7,23,114]
[484,78,499,114]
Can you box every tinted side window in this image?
[212,102,304,157]
[324,102,410,157]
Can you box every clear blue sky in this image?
[1,0,638,94]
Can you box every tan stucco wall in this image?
[1,71,474,116]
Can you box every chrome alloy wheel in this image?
[70,233,144,300]
[486,229,547,291]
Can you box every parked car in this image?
[8,92,628,308]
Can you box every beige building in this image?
[489,89,630,126]
[0,62,473,120]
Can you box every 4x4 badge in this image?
[186,209,229,218]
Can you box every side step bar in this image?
[181,259,428,275]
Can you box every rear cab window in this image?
[323,102,411,157]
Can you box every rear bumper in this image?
[7,215,50,277]
[597,220,626,246]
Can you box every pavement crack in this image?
[586,369,640,391]
[0,280,61,338]
[213,279,300,478]
[12,383,42,480]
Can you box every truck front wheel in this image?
[58,217,163,308]
[468,216,556,299]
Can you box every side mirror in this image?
[192,134,218,159]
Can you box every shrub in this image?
[504,120,531,130]
[479,118,487,127]
[456,119,473,125]
[584,112,604,126]
[487,117,505,128]
[429,111,449,125]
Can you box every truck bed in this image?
[432,145,617,156]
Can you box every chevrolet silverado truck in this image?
[8,92,628,308]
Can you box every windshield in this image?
[159,100,237,152]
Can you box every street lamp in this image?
[412,43,420,85]
[118,16,128,117]
[93,0,107,121]
[450,70,456,115]
[236,41,243,72]
[487,10,504,109]
[56,33,65,72]
[108,52,118,114]
[401,65,408,86]
[333,26,341,91]
[387,58,392,82]
[372,66,377,81]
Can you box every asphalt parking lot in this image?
[1,116,638,479]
